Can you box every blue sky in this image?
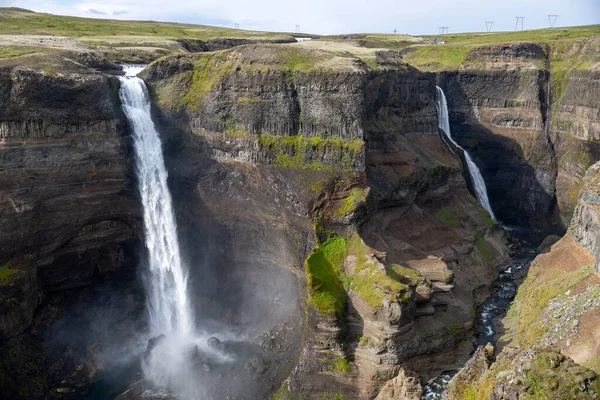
[3,0,600,35]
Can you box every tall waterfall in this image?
[118,66,193,336]
[435,86,497,221]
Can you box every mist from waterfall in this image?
[435,86,497,221]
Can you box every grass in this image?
[402,45,471,72]
[305,236,348,316]
[0,7,296,41]
[434,25,600,45]
[343,235,410,307]
[0,46,59,59]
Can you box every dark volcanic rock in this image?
[0,54,142,338]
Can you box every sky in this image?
[3,0,600,35]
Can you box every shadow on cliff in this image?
[437,75,563,235]
[148,116,305,399]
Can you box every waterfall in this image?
[118,66,193,336]
[435,86,497,221]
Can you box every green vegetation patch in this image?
[474,236,498,265]
[335,358,351,372]
[402,45,471,72]
[424,25,600,46]
[271,381,297,400]
[449,349,600,400]
[258,134,363,172]
[0,8,295,41]
[183,52,234,108]
[548,38,599,105]
[0,264,26,286]
[334,187,368,217]
[345,235,410,306]
[506,263,595,348]
[304,234,413,316]
[435,206,459,228]
[321,393,344,400]
[305,236,348,316]
[0,46,59,59]
[477,205,498,229]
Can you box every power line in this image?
[438,26,449,35]
[295,24,300,34]
[515,17,524,31]
[547,14,559,28]
[485,21,494,32]
[234,23,239,29]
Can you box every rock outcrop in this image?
[571,161,600,272]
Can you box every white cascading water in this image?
[435,86,497,221]
[118,66,231,398]
[118,66,193,337]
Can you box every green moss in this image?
[304,233,412,316]
[334,187,368,217]
[435,207,458,228]
[0,264,25,286]
[223,124,250,137]
[305,236,348,316]
[447,320,465,336]
[345,235,409,306]
[335,358,351,373]
[475,236,498,265]
[183,52,233,108]
[258,134,363,172]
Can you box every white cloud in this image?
[8,0,600,35]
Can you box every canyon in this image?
[0,8,599,400]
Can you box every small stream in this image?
[422,235,538,399]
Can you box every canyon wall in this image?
[436,38,600,232]
[447,160,600,399]
[0,53,142,339]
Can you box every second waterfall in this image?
[435,86,497,221]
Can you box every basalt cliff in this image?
[435,38,600,231]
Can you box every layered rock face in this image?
[570,161,600,273]
[0,54,141,339]
[437,39,600,231]
[143,45,509,399]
